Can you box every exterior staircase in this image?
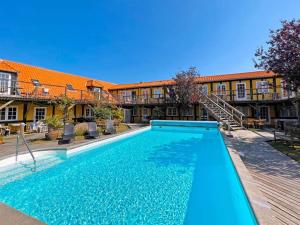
[199,93,245,130]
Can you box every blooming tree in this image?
[255,19,300,89]
[173,67,200,117]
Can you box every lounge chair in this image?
[59,124,75,144]
[104,120,116,135]
[85,122,100,139]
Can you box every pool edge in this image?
[221,131,279,225]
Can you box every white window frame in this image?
[0,72,11,95]
[256,81,269,94]
[199,84,208,95]
[0,106,18,121]
[166,107,178,116]
[236,83,247,100]
[216,83,226,96]
[85,107,94,118]
[153,88,162,98]
[34,107,47,122]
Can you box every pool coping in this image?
[221,131,279,225]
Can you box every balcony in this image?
[0,80,107,103]
[113,86,295,105]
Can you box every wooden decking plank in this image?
[260,190,300,218]
[250,173,300,198]
[267,200,300,225]
[252,171,300,189]
[257,183,300,207]
[253,177,300,204]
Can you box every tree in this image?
[172,67,200,117]
[255,19,300,122]
[255,20,300,88]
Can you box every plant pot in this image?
[46,126,60,140]
[0,136,4,144]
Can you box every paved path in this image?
[228,130,300,225]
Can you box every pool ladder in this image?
[15,123,36,164]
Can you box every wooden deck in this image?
[229,130,300,225]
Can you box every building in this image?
[108,71,297,127]
[0,59,114,132]
[0,59,298,131]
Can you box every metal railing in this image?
[112,86,296,105]
[0,80,110,103]
[210,93,245,126]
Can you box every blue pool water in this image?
[0,123,257,225]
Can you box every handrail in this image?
[16,133,36,163]
[200,94,234,120]
[211,93,245,118]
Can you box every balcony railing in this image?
[0,80,109,102]
[113,86,296,105]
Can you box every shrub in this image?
[93,107,111,120]
[75,123,88,136]
[44,115,63,129]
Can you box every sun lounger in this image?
[59,124,75,144]
[104,120,116,135]
[85,122,100,139]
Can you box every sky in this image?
[1,0,300,84]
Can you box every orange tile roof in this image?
[108,71,277,90]
[0,59,116,101]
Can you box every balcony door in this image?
[236,83,247,100]
[0,72,11,95]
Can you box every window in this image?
[66,84,74,90]
[199,84,208,95]
[122,91,132,102]
[256,81,269,94]
[142,108,149,116]
[141,89,149,98]
[93,87,101,93]
[0,109,5,120]
[181,107,193,116]
[167,107,177,116]
[153,88,162,98]
[236,83,246,99]
[0,106,18,121]
[34,107,46,122]
[32,79,40,86]
[85,108,94,117]
[216,84,226,96]
[0,72,11,94]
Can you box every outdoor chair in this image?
[85,122,100,139]
[59,124,75,144]
[0,124,10,136]
[257,119,266,129]
[246,118,255,128]
[104,120,116,135]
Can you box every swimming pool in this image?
[0,121,257,225]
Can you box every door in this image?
[236,83,246,100]
[259,106,269,122]
[124,109,131,123]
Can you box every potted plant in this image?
[44,115,63,140]
[0,135,4,144]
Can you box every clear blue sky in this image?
[1,0,299,84]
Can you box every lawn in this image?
[267,140,300,163]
